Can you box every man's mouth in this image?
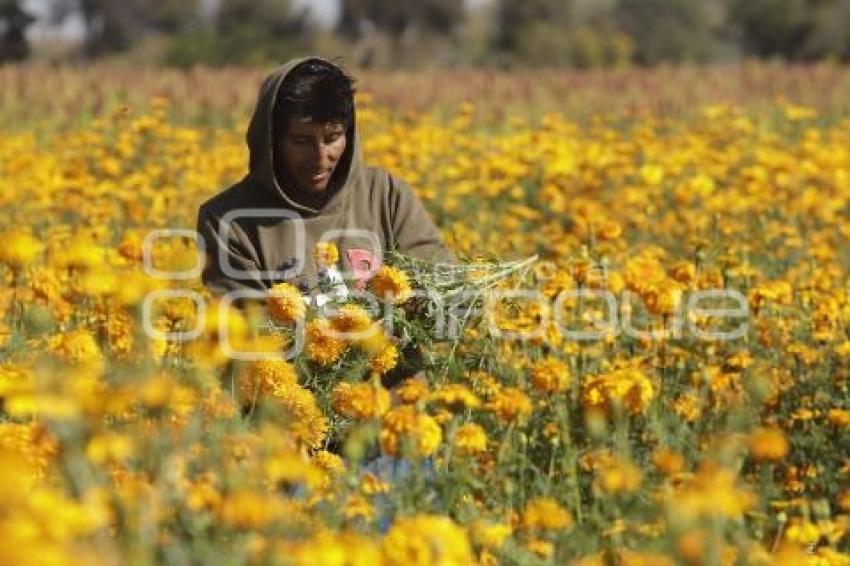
[310,171,330,183]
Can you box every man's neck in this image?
[291,187,329,209]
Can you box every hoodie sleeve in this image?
[385,172,456,265]
[196,205,268,297]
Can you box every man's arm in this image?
[385,173,456,265]
[196,206,268,298]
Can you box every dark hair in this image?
[273,59,356,135]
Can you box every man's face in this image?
[278,115,347,196]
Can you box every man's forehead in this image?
[288,115,344,128]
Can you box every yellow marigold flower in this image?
[747,427,789,462]
[52,328,104,371]
[351,321,389,355]
[86,432,134,464]
[597,219,622,241]
[201,386,237,420]
[53,236,105,270]
[667,462,756,521]
[268,282,305,323]
[203,299,249,341]
[117,230,144,261]
[469,519,512,549]
[529,357,571,393]
[383,514,472,566]
[329,303,373,335]
[748,280,793,312]
[138,374,196,418]
[594,458,642,494]
[265,448,324,489]
[651,285,683,317]
[486,387,533,424]
[360,472,390,495]
[465,370,501,398]
[784,519,820,546]
[582,364,655,416]
[332,381,391,420]
[431,383,481,411]
[396,377,430,404]
[219,490,278,529]
[312,449,345,477]
[239,359,298,407]
[639,163,665,186]
[0,363,33,399]
[0,229,43,268]
[275,384,329,449]
[314,242,339,268]
[672,392,701,422]
[369,265,412,304]
[619,549,676,566]
[305,318,346,366]
[835,341,850,359]
[522,497,573,531]
[0,421,58,481]
[525,538,554,559]
[186,473,222,512]
[103,307,134,359]
[380,406,442,458]
[343,493,375,521]
[285,531,381,565]
[453,423,487,455]
[369,341,399,374]
[828,409,850,428]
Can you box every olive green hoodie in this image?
[196,56,453,297]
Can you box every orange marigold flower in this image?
[453,423,487,455]
[747,427,789,462]
[274,384,328,449]
[379,406,442,457]
[521,497,573,531]
[529,357,571,393]
[329,303,373,335]
[332,381,391,420]
[383,515,472,566]
[239,359,298,407]
[395,377,430,404]
[368,265,412,304]
[305,318,346,366]
[486,387,533,424]
[0,229,44,268]
[652,447,685,476]
[431,384,481,411]
[369,342,399,374]
[268,282,305,323]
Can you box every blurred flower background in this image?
[2,1,850,564]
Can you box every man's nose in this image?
[311,142,337,164]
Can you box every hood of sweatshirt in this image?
[246,56,363,219]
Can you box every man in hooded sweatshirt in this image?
[197,56,452,296]
[196,56,453,386]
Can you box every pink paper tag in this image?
[346,248,379,290]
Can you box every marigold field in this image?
[2,63,850,565]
